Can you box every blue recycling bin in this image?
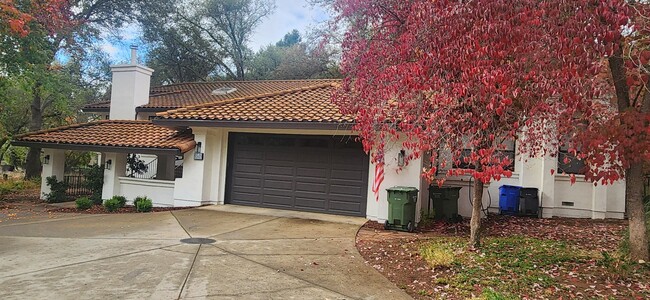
[499,185,521,215]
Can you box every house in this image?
[12,48,626,221]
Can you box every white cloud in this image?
[249,0,330,51]
[100,42,119,58]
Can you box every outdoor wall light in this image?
[43,155,50,165]
[194,142,204,161]
[105,159,112,170]
[398,150,406,167]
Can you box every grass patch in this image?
[419,236,590,298]
[419,240,456,268]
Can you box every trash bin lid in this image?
[429,185,462,190]
[386,186,419,192]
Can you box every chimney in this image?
[108,45,154,120]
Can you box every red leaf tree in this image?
[0,0,75,37]
[332,0,646,256]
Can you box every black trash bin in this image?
[429,186,461,221]
[519,187,539,217]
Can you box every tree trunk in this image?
[609,48,649,262]
[626,163,649,261]
[0,139,9,165]
[469,176,484,249]
[24,82,43,179]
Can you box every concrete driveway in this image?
[0,205,411,299]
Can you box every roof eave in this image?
[11,141,184,156]
[152,119,355,130]
[82,107,110,113]
[136,107,176,113]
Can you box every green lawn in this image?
[419,236,648,299]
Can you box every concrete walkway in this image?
[0,206,411,299]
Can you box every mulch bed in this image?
[357,215,650,299]
[48,205,191,214]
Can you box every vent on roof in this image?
[211,87,237,95]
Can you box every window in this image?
[557,146,585,175]
[453,140,515,171]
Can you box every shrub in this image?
[111,195,127,208]
[103,198,121,212]
[133,196,147,208]
[45,176,69,203]
[135,197,153,212]
[83,165,104,205]
[75,197,93,210]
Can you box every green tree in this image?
[276,29,301,47]
[143,0,275,82]
[248,30,340,80]
[1,0,164,179]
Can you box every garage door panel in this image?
[227,133,368,216]
[328,184,363,196]
[263,179,293,190]
[328,201,362,213]
[297,151,329,161]
[263,194,293,207]
[235,149,264,159]
[265,151,295,162]
[331,155,364,165]
[295,181,327,193]
[296,167,328,178]
[232,177,262,188]
[235,164,263,174]
[231,191,262,203]
[265,165,294,176]
[331,169,364,181]
[295,198,326,210]
[327,193,365,202]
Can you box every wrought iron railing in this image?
[129,158,157,179]
[64,167,92,197]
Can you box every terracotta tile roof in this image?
[84,79,341,111]
[156,83,355,124]
[14,120,196,153]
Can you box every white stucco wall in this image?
[101,152,127,200]
[167,126,626,220]
[119,177,176,207]
[40,148,65,200]
[365,138,424,223]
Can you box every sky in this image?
[99,0,330,63]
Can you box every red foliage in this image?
[0,0,75,37]
[331,0,646,185]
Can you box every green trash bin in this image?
[384,186,419,232]
[429,186,461,221]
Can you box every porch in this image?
[12,120,197,206]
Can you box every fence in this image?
[64,174,91,197]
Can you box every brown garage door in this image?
[226,133,369,216]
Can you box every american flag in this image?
[371,162,385,202]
